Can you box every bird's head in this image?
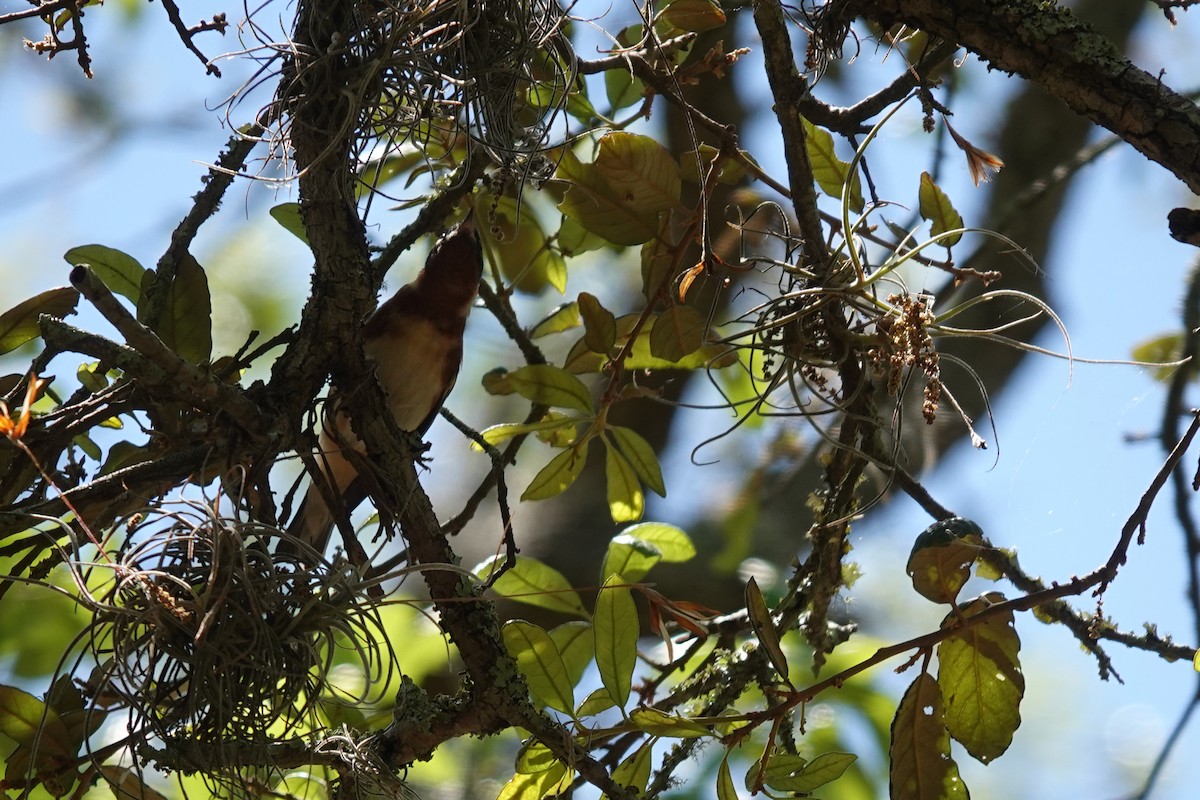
[415,212,483,312]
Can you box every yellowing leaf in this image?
[605,444,645,523]
[1131,332,1185,382]
[803,118,864,213]
[506,364,593,412]
[938,593,1024,763]
[522,444,589,501]
[906,517,986,604]
[64,245,145,304]
[918,172,964,247]
[594,574,638,709]
[502,621,575,714]
[477,555,589,617]
[649,304,707,362]
[890,672,969,800]
[0,288,79,356]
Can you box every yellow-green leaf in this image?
[660,0,727,33]
[579,292,617,354]
[610,745,654,797]
[602,533,661,583]
[476,416,580,449]
[762,751,857,793]
[477,555,589,618]
[515,740,559,774]
[918,171,964,247]
[717,757,737,800]
[906,517,986,604]
[64,244,145,305]
[803,118,864,213]
[506,364,593,412]
[269,202,309,245]
[605,68,645,113]
[605,444,645,523]
[622,522,695,562]
[890,672,969,800]
[502,621,575,714]
[746,577,790,686]
[938,593,1024,763]
[522,444,589,501]
[1131,332,1185,382]
[649,303,706,362]
[630,707,711,738]
[148,252,212,364]
[481,195,564,294]
[530,302,582,339]
[594,574,638,710]
[550,621,594,686]
[577,686,616,717]
[497,760,569,800]
[0,288,79,356]
[607,427,666,497]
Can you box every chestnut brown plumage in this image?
[284,215,482,558]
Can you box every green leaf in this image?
[602,534,662,583]
[660,0,727,35]
[475,416,580,449]
[906,517,986,604]
[607,426,665,498]
[481,195,564,294]
[558,133,680,246]
[745,577,790,686]
[522,444,589,501]
[803,118,864,213]
[0,288,79,355]
[502,621,575,714]
[1132,332,1185,382]
[64,244,145,304]
[0,684,76,782]
[649,303,706,362]
[516,740,559,774]
[549,621,594,686]
[497,760,569,800]
[506,364,593,412]
[609,745,653,797]
[530,302,582,339]
[605,68,645,113]
[578,292,617,354]
[150,252,212,364]
[918,171,965,247]
[605,444,645,523]
[577,686,617,717]
[890,672,970,800]
[594,574,638,710]
[761,751,857,793]
[630,707,710,738]
[716,757,737,800]
[621,522,695,562]
[938,593,1024,763]
[557,216,609,256]
[477,555,589,618]
[356,151,425,198]
[270,202,309,244]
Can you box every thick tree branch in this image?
[853,0,1200,192]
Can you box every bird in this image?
[283,212,483,559]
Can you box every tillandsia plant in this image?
[2,2,1200,800]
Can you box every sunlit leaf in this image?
[269,202,309,245]
[502,621,575,714]
[890,672,969,800]
[716,757,737,800]
[660,0,727,33]
[475,416,580,449]
[1131,332,1185,382]
[938,593,1024,763]
[0,288,78,355]
[762,750,857,793]
[64,244,145,304]
[607,427,666,497]
[516,740,558,774]
[477,555,589,618]
[594,574,637,710]
[605,67,645,113]
[522,444,589,501]
[549,621,594,685]
[506,364,593,412]
[906,517,986,604]
[803,118,864,213]
[630,707,711,738]
[530,302,582,339]
[605,444,645,523]
[602,533,661,583]
[918,172,965,247]
[609,745,653,797]
[577,686,616,717]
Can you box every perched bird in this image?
[284,213,483,558]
